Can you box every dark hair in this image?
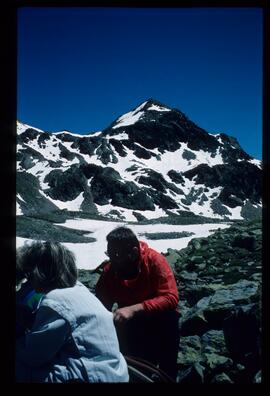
[106,227,139,251]
[16,241,77,291]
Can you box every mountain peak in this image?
[109,99,173,130]
[145,97,169,106]
[17,99,262,223]
[136,98,172,113]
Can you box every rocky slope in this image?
[166,219,262,383]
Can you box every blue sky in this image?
[17,7,263,159]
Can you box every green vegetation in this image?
[27,209,124,223]
[130,212,232,226]
[25,210,71,224]
[78,270,101,293]
[16,216,96,243]
[20,209,262,228]
[63,210,123,222]
[139,231,195,240]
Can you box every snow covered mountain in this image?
[16,99,262,221]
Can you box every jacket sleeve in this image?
[95,272,114,311]
[142,254,179,313]
[16,306,70,367]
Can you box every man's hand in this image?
[113,303,144,324]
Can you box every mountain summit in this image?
[106,98,173,131]
[16,99,262,221]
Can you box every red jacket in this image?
[95,241,179,313]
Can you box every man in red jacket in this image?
[95,226,180,380]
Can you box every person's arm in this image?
[113,303,144,323]
[142,254,179,313]
[16,306,70,367]
[113,255,179,323]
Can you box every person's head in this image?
[16,241,78,293]
[106,227,140,279]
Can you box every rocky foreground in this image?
[78,219,262,383]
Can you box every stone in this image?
[177,362,205,384]
[211,372,233,383]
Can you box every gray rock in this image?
[190,255,205,264]
[179,271,198,281]
[201,330,228,356]
[209,280,259,306]
[177,362,205,384]
[203,353,233,372]
[211,372,233,383]
[178,335,202,366]
[253,370,261,383]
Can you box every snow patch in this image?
[53,130,102,137]
[41,219,231,269]
[109,132,129,141]
[40,191,85,211]
[223,204,243,220]
[112,111,144,129]
[17,121,44,135]
[17,193,26,203]
[16,202,23,215]
[248,159,262,168]
[95,203,168,221]
[147,104,170,112]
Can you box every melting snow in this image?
[40,191,85,211]
[147,104,170,112]
[109,132,129,141]
[17,121,44,135]
[248,159,262,168]
[95,203,168,221]
[17,193,26,203]
[53,130,102,137]
[223,204,243,220]
[112,111,144,129]
[16,202,23,215]
[27,163,60,190]
[16,220,230,270]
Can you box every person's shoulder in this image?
[41,283,84,308]
[45,284,76,299]
[143,244,171,271]
[142,242,163,260]
[98,261,112,275]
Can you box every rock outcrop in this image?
[165,219,262,383]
